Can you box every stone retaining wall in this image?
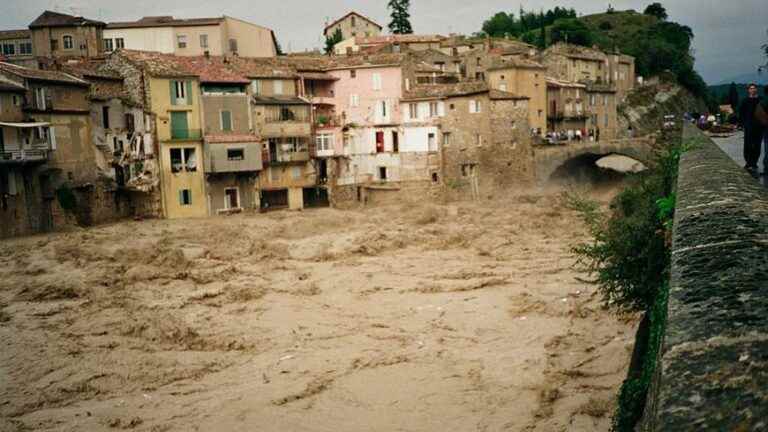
[640,125,768,430]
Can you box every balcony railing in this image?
[269,150,310,164]
[315,115,342,128]
[0,149,49,163]
[169,128,202,141]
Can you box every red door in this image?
[375,131,384,153]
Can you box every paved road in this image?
[711,131,768,188]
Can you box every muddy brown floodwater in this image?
[0,189,637,432]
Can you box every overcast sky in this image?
[1,0,765,83]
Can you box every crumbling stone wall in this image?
[440,93,535,201]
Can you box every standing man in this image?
[763,85,768,176]
[738,83,764,176]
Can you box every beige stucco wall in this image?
[223,17,275,57]
[202,94,251,135]
[172,24,223,56]
[104,27,175,54]
[252,79,297,97]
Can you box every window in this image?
[179,189,192,205]
[392,131,399,153]
[372,73,382,90]
[50,39,58,51]
[229,38,238,53]
[316,133,333,151]
[63,35,73,50]
[379,166,387,180]
[590,94,596,106]
[220,110,232,131]
[177,35,187,49]
[171,80,189,104]
[291,166,301,179]
[350,70,356,78]
[34,87,46,110]
[225,188,239,209]
[409,103,418,120]
[227,148,244,161]
[475,72,485,80]
[200,34,208,48]
[428,132,437,152]
[476,134,483,146]
[104,38,114,51]
[604,95,609,106]
[273,80,283,95]
[605,113,609,127]
[268,167,280,182]
[279,106,295,121]
[170,148,183,173]
[351,16,356,27]
[461,163,476,177]
[125,113,135,133]
[184,148,197,171]
[115,38,124,49]
[252,80,262,95]
[469,100,481,114]
[380,100,387,118]
[12,95,20,106]
[19,42,32,55]
[442,132,451,147]
[499,83,507,92]
[476,57,481,66]
[431,172,439,183]
[102,106,110,128]
[2,43,15,56]
[350,94,359,107]
[429,102,438,117]
[375,131,384,153]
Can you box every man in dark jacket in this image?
[739,83,765,175]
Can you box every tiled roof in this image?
[29,10,105,28]
[114,50,199,78]
[0,29,31,40]
[0,74,26,92]
[325,53,407,69]
[230,57,298,79]
[488,89,528,100]
[324,11,383,34]
[402,81,489,100]
[298,71,338,81]
[487,57,546,71]
[205,134,262,143]
[0,62,89,86]
[55,59,122,80]
[173,56,250,84]
[107,16,223,29]
[355,34,446,45]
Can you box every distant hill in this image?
[714,71,768,86]
[579,10,660,52]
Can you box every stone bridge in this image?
[532,137,656,184]
[640,125,768,430]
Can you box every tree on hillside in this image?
[482,12,517,37]
[537,12,547,49]
[550,19,594,47]
[643,3,668,21]
[324,28,342,55]
[388,0,414,34]
[727,82,740,109]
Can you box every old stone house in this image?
[324,11,383,42]
[0,30,36,68]
[29,10,106,60]
[546,77,588,135]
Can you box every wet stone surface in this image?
[646,125,768,430]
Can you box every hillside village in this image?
[0,9,638,238]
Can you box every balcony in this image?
[269,150,310,164]
[169,128,202,141]
[315,115,342,129]
[547,110,589,121]
[311,95,336,106]
[0,149,49,164]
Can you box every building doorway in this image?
[225,187,239,209]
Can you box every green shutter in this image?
[222,111,232,131]
[170,81,177,105]
[186,81,193,105]
[178,189,183,205]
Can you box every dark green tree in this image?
[324,28,343,55]
[481,12,518,37]
[727,82,740,109]
[537,12,547,49]
[550,19,594,47]
[644,3,668,21]
[388,0,414,34]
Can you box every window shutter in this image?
[186,81,193,105]
[179,189,183,205]
[49,127,57,150]
[170,81,177,105]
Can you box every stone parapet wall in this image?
[640,125,768,430]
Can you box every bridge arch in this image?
[533,138,655,185]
